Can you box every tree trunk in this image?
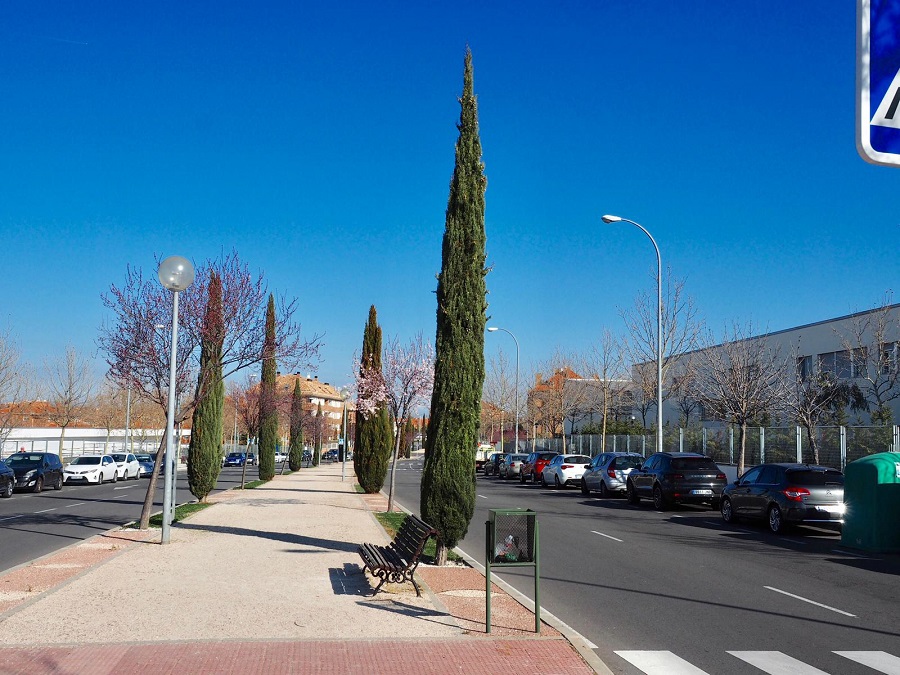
[58,425,67,463]
[738,422,748,476]
[138,431,169,530]
[805,423,819,464]
[435,541,449,566]
[387,421,403,513]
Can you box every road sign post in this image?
[858,0,900,166]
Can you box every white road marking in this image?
[591,530,623,543]
[113,485,135,490]
[728,651,829,674]
[616,650,710,674]
[34,508,57,514]
[65,503,86,508]
[835,651,900,674]
[764,586,856,617]
[0,515,23,522]
[477,495,487,499]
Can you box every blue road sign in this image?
[858,0,900,166]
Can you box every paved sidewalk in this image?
[0,462,604,674]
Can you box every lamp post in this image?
[157,255,195,544]
[487,327,519,452]
[602,214,664,454]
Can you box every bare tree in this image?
[696,322,788,475]
[527,350,588,453]
[89,380,126,453]
[0,331,31,447]
[669,353,702,425]
[98,250,321,529]
[45,346,95,460]
[837,296,900,425]
[582,330,630,451]
[482,347,516,452]
[621,268,703,411]
[630,362,657,430]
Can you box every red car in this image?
[519,451,559,484]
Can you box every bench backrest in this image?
[390,515,436,562]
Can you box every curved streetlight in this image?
[487,326,519,453]
[157,255,195,544]
[602,215,663,454]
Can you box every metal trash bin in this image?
[485,509,539,633]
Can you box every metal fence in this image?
[517,424,900,471]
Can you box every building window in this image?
[797,355,812,381]
[881,342,897,375]
[818,349,864,379]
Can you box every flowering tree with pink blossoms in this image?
[355,333,434,512]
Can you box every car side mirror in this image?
[583,464,591,469]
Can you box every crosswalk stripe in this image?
[835,651,900,674]
[615,650,710,674]
[728,651,829,674]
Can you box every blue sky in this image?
[0,2,895,391]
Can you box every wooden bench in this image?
[358,514,437,597]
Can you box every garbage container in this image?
[841,452,900,553]
[487,509,536,564]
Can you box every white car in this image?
[275,451,288,464]
[541,454,592,489]
[64,455,119,485]
[110,452,142,480]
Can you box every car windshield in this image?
[111,454,127,462]
[5,455,41,466]
[70,456,101,466]
[538,453,557,460]
[671,457,719,471]
[564,456,591,463]
[136,455,153,462]
[614,456,643,470]
[227,453,243,459]
[786,469,844,486]
[509,455,528,462]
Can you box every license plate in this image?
[691,489,713,496]
[816,504,845,514]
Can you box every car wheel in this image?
[33,476,44,493]
[554,475,562,489]
[1,478,11,498]
[531,472,537,484]
[541,473,548,487]
[627,481,640,505]
[721,497,734,523]
[768,504,785,534]
[112,472,118,483]
[54,474,63,490]
[653,484,667,510]
[519,471,525,484]
[599,481,609,499]
[581,479,590,496]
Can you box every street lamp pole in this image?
[157,256,195,545]
[602,215,664,454]
[487,327,520,452]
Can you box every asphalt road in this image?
[390,456,900,675]
[0,465,258,574]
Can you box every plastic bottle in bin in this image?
[494,534,521,562]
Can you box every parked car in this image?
[274,451,288,464]
[63,454,118,485]
[223,452,246,467]
[541,454,591,488]
[246,453,257,466]
[110,452,142,480]
[519,451,559,484]
[323,449,339,462]
[135,453,156,477]
[627,452,727,510]
[498,453,529,479]
[0,461,13,498]
[721,463,845,533]
[483,453,504,477]
[5,452,64,492]
[582,452,643,498]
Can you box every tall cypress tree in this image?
[187,271,225,501]
[288,378,304,471]
[421,48,488,564]
[354,305,394,493]
[258,294,278,481]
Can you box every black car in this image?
[483,452,504,477]
[721,463,845,534]
[4,452,64,493]
[627,452,726,510]
[0,462,13,498]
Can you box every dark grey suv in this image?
[627,452,726,510]
[720,463,845,534]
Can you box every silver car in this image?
[582,452,643,498]
[498,454,529,480]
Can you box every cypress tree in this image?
[258,294,278,481]
[421,48,488,564]
[187,271,225,501]
[402,416,415,459]
[288,378,304,471]
[313,401,323,466]
[353,305,394,493]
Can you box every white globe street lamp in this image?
[602,215,664,455]
[157,255,195,544]
[487,326,519,453]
